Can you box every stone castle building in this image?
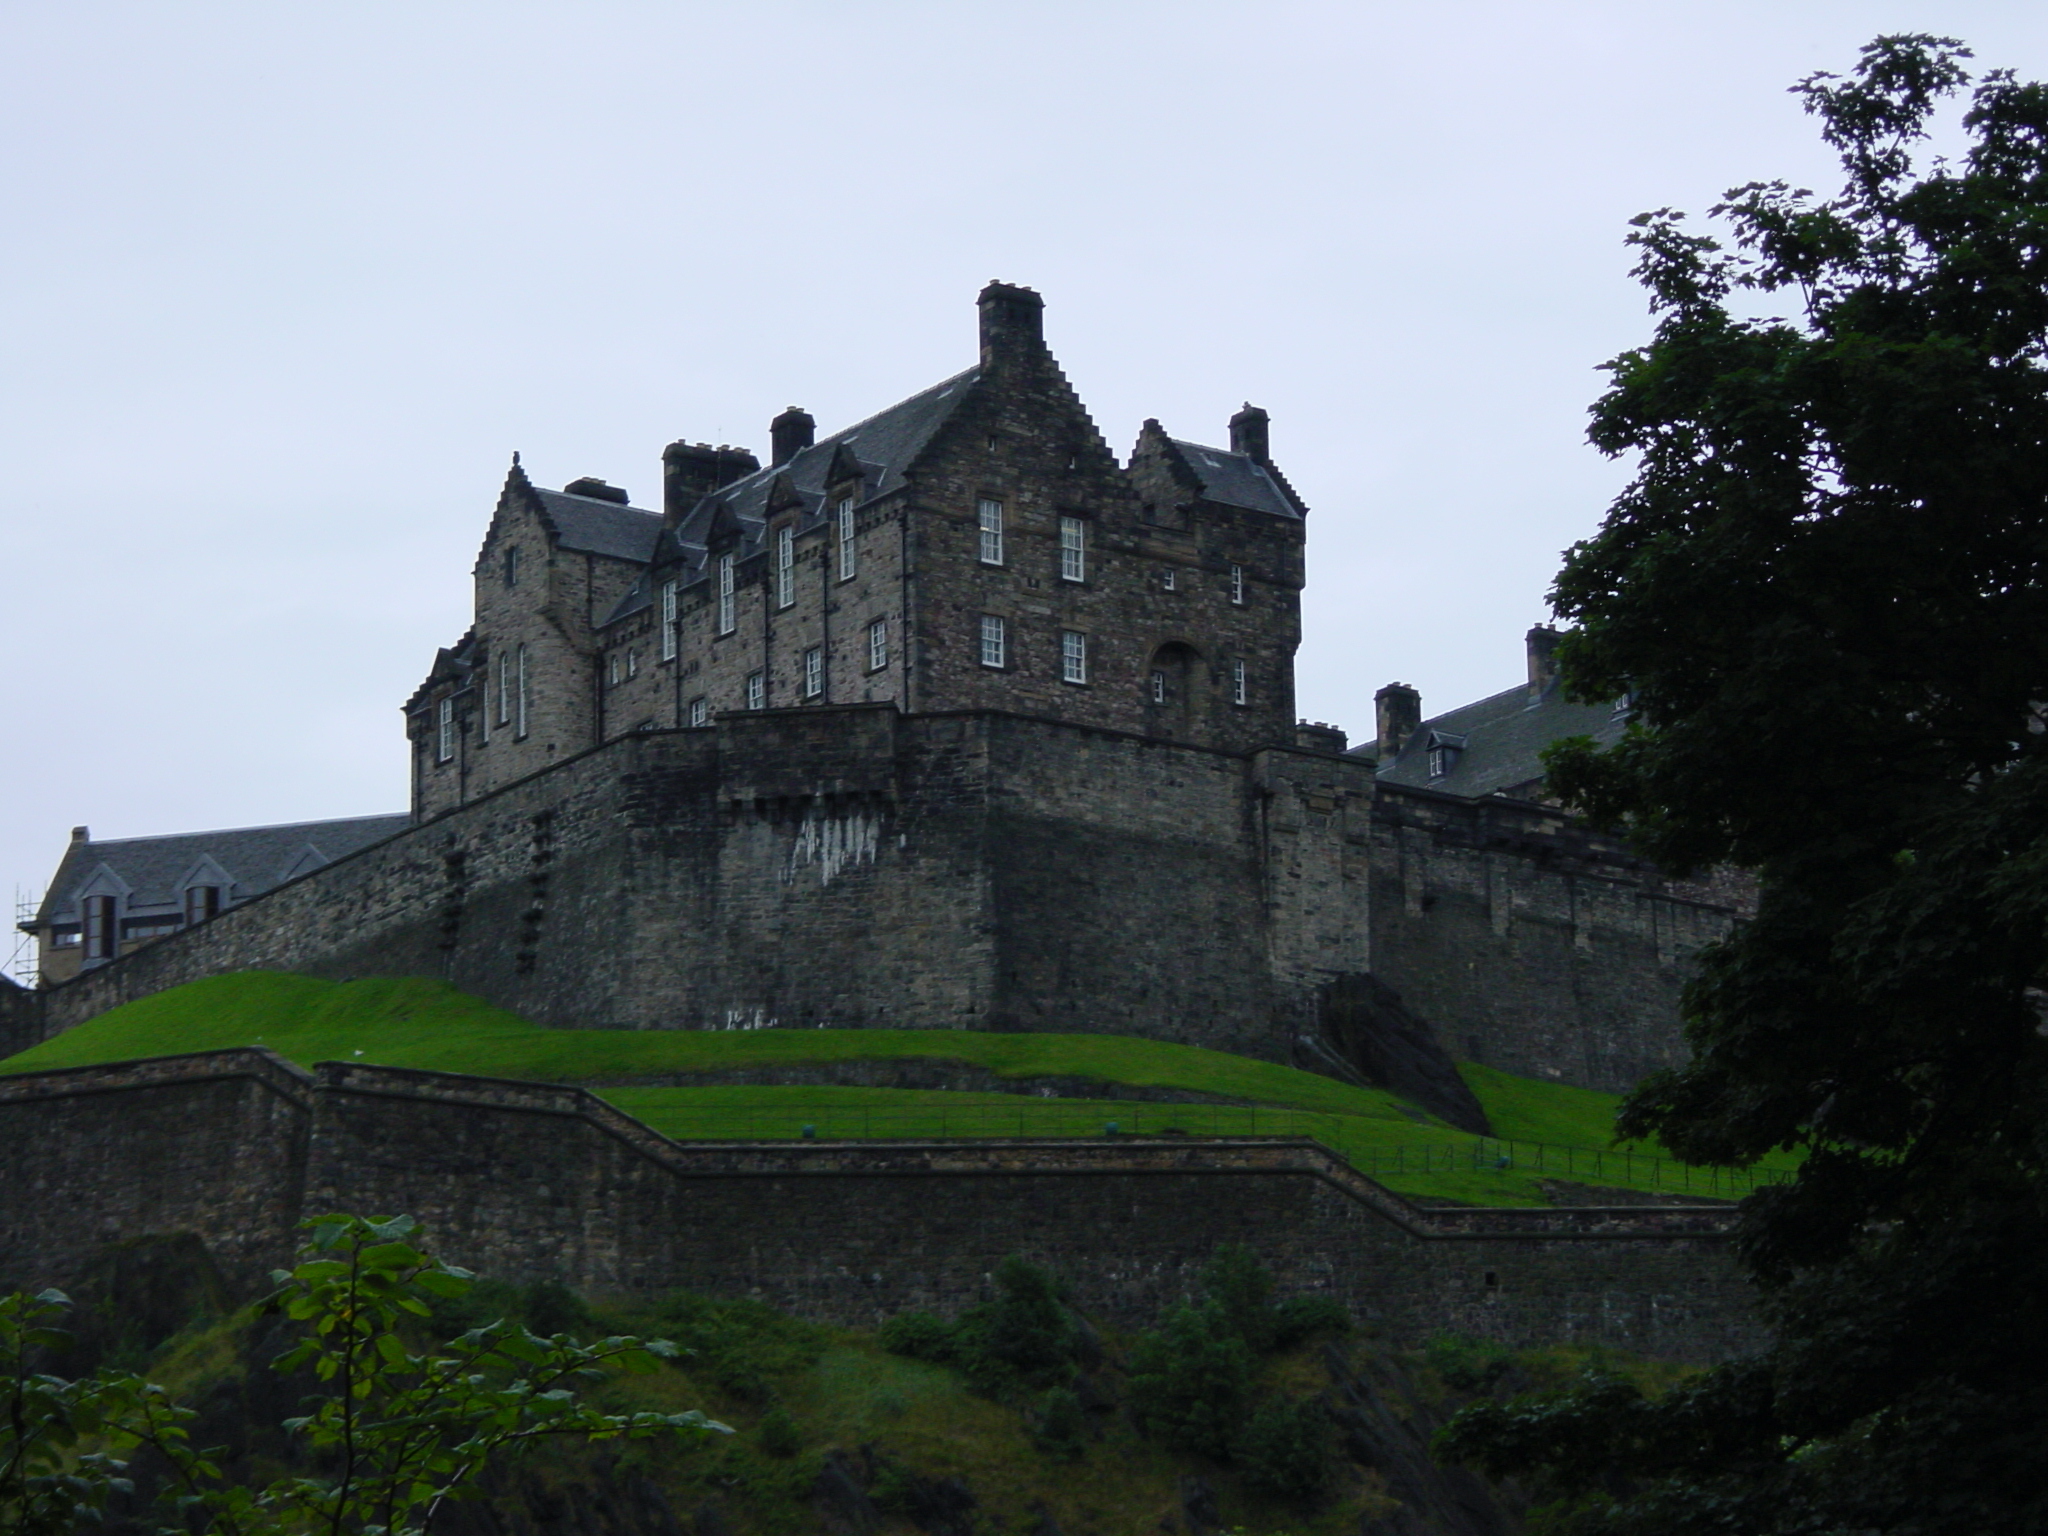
[9,284,1746,1105]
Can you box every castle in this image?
[11,284,1746,1101]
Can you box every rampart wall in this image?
[0,1050,1761,1361]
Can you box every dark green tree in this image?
[1439,35,2048,1536]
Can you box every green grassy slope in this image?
[2,971,1782,1205]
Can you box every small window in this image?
[1061,630,1087,684]
[1150,669,1166,704]
[1059,516,1086,582]
[979,614,1006,669]
[717,552,736,634]
[503,545,520,588]
[978,498,1004,565]
[777,526,796,608]
[607,653,621,687]
[804,646,824,698]
[1429,747,1452,778]
[496,653,511,726]
[515,644,529,737]
[184,886,221,925]
[436,697,455,763]
[868,618,888,672]
[689,696,708,728]
[50,929,80,949]
[838,499,857,580]
[1231,659,1247,706]
[1229,562,1246,605]
[627,649,639,679]
[746,671,765,710]
[661,580,679,659]
[1162,569,1176,592]
[83,895,116,961]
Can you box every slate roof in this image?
[1371,679,1628,800]
[29,813,411,926]
[1169,438,1304,519]
[604,367,983,627]
[533,489,664,563]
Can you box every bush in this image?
[1127,1302,1253,1459]
[1237,1392,1331,1500]
[524,1279,593,1339]
[1269,1295,1352,1350]
[755,1405,801,1458]
[877,1257,1074,1395]
[1034,1385,1087,1461]
[878,1310,959,1366]
[1423,1330,1513,1393]
[1199,1244,1277,1352]
[651,1293,829,1402]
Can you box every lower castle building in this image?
[9,285,1746,1103]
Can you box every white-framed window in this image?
[804,646,823,698]
[978,497,1004,565]
[1061,630,1087,684]
[777,526,796,607]
[1231,658,1247,705]
[838,498,857,580]
[661,580,678,658]
[746,671,765,710]
[436,696,455,763]
[979,614,1006,668]
[516,644,529,736]
[717,552,736,634]
[1162,569,1176,592]
[1059,516,1086,582]
[496,653,511,726]
[1230,562,1246,604]
[627,649,639,679]
[868,617,888,671]
[689,696,708,728]
[607,653,621,687]
[1150,669,1166,704]
[1429,746,1451,778]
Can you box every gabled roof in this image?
[30,814,412,926]
[1167,438,1305,519]
[531,488,664,563]
[1372,679,1629,800]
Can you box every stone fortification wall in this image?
[1367,784,1743,1093]
[0,1051,1761,1361]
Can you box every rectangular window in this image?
[804,646,823,698]
[661,580,678,658]
[1162,569,1176,591]
[516,644,529,737]
[979,614,1006,668]
[746,671,765,710]
[83,895,115,961]
[436,697,455,762]
[689,696,708,728]
[1230,562,1246,604]
[1151,669,1166,704]
[496,653,510,725]
[978,497,1004,564]
[607,654,620,687]
[1059,516,1086,582]
[480,676,491,743]
[1061,630,1087,684]
[184,886,221,925]
[503,546,520,588]
[838,499,857,580]
[868,618,888,671]
[1231,658,1247,705]
[717,552,736,634]
[777,526,796,607]
[627,649,639,679]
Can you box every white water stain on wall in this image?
[784,808,880,887]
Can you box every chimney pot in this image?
[770,406,816,466]
[1229,403,1270,461]
[1374,683,1422,763]
[662,441,762,521]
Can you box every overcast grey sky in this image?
[6,2,2044,950]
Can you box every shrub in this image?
[1423,1330,1513,1393]
[1199,1244,1277,1352]
[878,1310,959,1366]
[1034,1385,1087,1461]
[1237,1392,1332,1500]
[1127,1302,1253,1458]
[877,1256,1075,1395]
[756,1405,801,1458]
[652,1293,829,1402]
[1269,1295,1352,1350]
[524,1279,593,1339]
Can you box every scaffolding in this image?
[9,887,40,988]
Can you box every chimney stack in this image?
[1526,625,1562,702]
[71,825,89,843]
[770,407,815,466]
[1229,403,1270,462]
[978,281,1045,365]
[662,441,761,521]
[1375,683,1421,763]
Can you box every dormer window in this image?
[838,499,857,580]
[777,526,796,607]
[717,552,736,634]
[436,697,455,763]
[1426,730,1468,779]
[184,885,221,925]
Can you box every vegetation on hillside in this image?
[1441,36,2048,1534]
